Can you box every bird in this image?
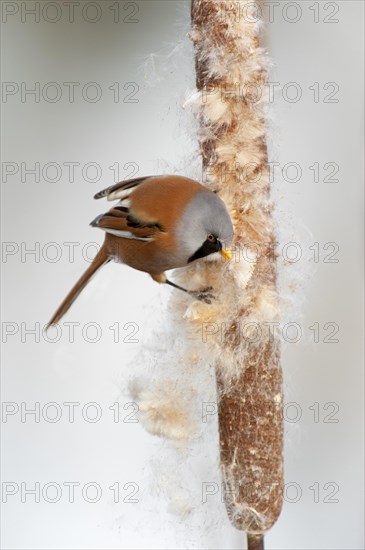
[47,174,234,327]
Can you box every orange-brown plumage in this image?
[47,175,233,328]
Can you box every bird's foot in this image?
[189,286,215,304]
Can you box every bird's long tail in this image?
[47,245,110,329]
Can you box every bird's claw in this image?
[190,286,215,304]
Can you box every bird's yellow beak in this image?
[220,249,232,261]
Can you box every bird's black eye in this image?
[207,234,215,242]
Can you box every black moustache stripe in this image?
[188,239,222,263]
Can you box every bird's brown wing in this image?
[94,175,162,201]
[92,174,202,240]
[90,203,163,241]
[92,175,170,240]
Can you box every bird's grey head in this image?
[174,190,234,265]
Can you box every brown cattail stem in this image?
[190,0,284,540]
[247,533,265,550]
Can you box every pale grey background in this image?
[1,1,364,549]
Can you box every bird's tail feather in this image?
[47,246,110,329]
